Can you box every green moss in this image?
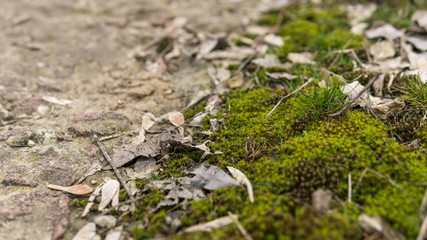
[177,86,426,239]
[184,100,207,120]
[119,189,128,202]
[72,198,88,208]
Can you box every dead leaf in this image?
[72,223,100,240]
[264,34,284,47]
[370,41,395,60]
[288,52,315,64]
[227,167,254,203]
[184,214,237,233]
[346,4,377,34]
[145,177,205,209]
[98,180,120,211]
[82,184,103,217]
[369,99,405,120]
[197,39,218,59]
[186,90,210,109]
[358,214,405,240]
[406,36,427,51]
[125,164,160,180]
[365,24,403,40]
[252,54,282,68]
[341,81,382,108]
[42,96,72,106]
[47,184,93,195]
[412,10,427,31]
[266,72,297,80]
[372,73,385,97]
[169,112,185,126]
[188,165,240,190]
[204,47,253,60]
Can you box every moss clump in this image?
[173,86,427,239]
[119,189,128,202]
[72,198,88,208]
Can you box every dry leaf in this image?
[82,183,103,217]
[372,73,385,97]
[412,10,427,31]
[369,41,395,60]
[288,52,315,64]
[184,214,237,233]
[142,113,156,131]
[365,24,403,40]
[47,184,93,195]
[264,34,284,47]
[406,36,427,51]
[169,112,185,126]
[252,54,281,68]
[188,165,240,190]
[197,39,218,59]
[98,180,120,211]
[72,223,100,240]
[42,96,72,106]
[346,4,377,34]
[358,214,405,240]
[369,99,405,120]
[186,90,210,109]
[227,166,254,203]
[204,47,253,60]
[145,177,205,209]
[266,72,297,80]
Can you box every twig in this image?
[94,135,134,200]
[99,133,122,141]
[419,187,427,219]
[329,74,379,117]
[348,172,352,203]
[227,212,253,240]
[417,215,427,240]
[264,78,314,123]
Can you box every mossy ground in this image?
[115,1,427,239]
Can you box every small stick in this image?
[99,133,122,141]
[419,187,427,219]
[417,215,427,240]
[348,172,352,203]
[264,78,314,123]
[329,74,379,117]
[227,212,253,240]
[94,135,134,200]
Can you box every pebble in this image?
[94,215,117,228]
[27,140,36,147]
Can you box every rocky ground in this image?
[0,0,274,239]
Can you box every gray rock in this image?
[95,215,117,228]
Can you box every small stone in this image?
[95,215,117,228]
[90,179,98,185]
[27,140,36,147]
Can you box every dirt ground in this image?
[0,0,274,239]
